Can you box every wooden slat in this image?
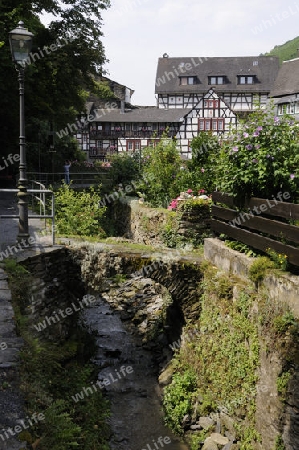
[212,205,238,221]
[212,205,299,244]
[212,192,235,207]
[248,198,299,221]
[211,219,299,266]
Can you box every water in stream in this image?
[82,296,189,450]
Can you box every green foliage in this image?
[163,368,197,434]
[266,248,288,271]
[41,400,81,450]
[54,185,106,237]
[188,131,221,193]
[163,266,261,447]
[273,312,297,334]
[161,213,181,248]
[248,257,275,283]
[161,198,211,248]
[217,106,299,203]
[3,258,29,276]
[275,434,286,450]
[0,0,110,164]
[101,152,141,194]
[4,259,32,314]
[189,430,210,450]
[5,262,110,450]
[138,138,182,207]
[276,371,291,400]
[225,240,258,257]
[235,425,262,450]
[266,36,299,63]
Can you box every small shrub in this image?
[138,138,182,207]
[54,185,106,237]
[249,256,275,283]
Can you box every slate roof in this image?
[270,58,299,98]
[155,56,280,94]
[91,107,191,123]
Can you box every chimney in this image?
[120,100,125,114]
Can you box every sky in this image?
[42,0,299,105]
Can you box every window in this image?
[198,118,224,131]
[204,99,219,108]
[205,119,211,131]
[209,76,225,85]
[126,140,141,152]
[218,120,224,131]
[278,102,296,115]
[238,75,255,85]
[180,76,197,85]
[147,139,160,148]
[199,119,205,131]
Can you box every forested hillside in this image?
[265,36,299,63]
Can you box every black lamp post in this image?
[9,21,34,240]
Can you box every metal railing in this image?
[27,172,105,187]
[0,187,55,245]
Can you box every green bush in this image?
[54,185,106,237]
[138,138,182,207]
[102,152,141,193]
[217,105,299,202]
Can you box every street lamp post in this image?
[9,21,34,241]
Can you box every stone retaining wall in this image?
[109,198,211,247]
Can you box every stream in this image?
[82,296,189,450]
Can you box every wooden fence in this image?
[211,192,299,266]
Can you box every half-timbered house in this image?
[76,89,237,160]
[270,57,299,120]
[155,55,280,115]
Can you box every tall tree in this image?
[0,0,110,172]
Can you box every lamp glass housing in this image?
[9,21,34,65]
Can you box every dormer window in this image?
[238,75,255,85]
[208,76,225,85]
[180,76,197,85]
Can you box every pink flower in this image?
[187,189,193,193]
[198,189,205,194]
[201,168,205,173]
[168,199,178,210]
[290,173,295,179]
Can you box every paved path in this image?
[0,191,53,251]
